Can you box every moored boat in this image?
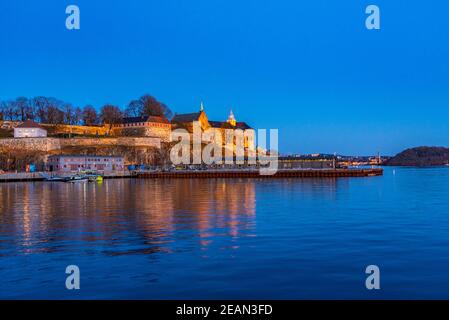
[87,175,103,182]
[40,173,65,182]
[45,176,65,181]
[63,175,89,183]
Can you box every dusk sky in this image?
[1,0,448,155]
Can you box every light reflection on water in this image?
[0,179,257,256]
[1,168,449,299]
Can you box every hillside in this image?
[384,146,449,166]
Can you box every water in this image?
[1,167,449,299]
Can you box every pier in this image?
[137,168,383,179]
[0,168,383,183]
[0,171,136,183]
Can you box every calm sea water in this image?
[1,167,449,299]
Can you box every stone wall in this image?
[0,137,161,152]
[112,125,171,142]
[0,121,20,129]
[42,124,109,136]
[144,126,171,142]
[0,121,110,136]
[1,121,171,141]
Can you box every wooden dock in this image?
[137,168,383,179]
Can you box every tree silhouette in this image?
[125,94,173,119]
[82,105,98,126]
[100,104,123,129]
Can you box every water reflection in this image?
[0,179,258,256]
[4,168,449,299]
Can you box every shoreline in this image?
[137,168,383,179]
[0,168,383,183]
[0,171,135,183]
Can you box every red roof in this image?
[122,115,170,124]
[147,116,170,124]
[16,120,46,129]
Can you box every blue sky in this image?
[1,0,448,155]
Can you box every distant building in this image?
[112,115,171,141]
[14,120,47,138]
[172,103,252,132]
[46,155,124,172]
[278,156,336,169]
[171,103,254,148]
[171,103,210,132]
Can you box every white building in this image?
[14,120,47,138]
[46,155,125,172]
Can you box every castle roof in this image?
[171,106,252,130]
[235,122,252,130]
[209,121,252,130]
[122,115,169,124]
[171,112,202,123]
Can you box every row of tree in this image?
[0,94,173,126]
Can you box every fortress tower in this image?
[226,109,237,127]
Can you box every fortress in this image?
[0,103,254,170]
[1,103,252,145]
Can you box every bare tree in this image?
[64,104,76,125]
[14,97,35,121]
[74,107,83,125]
[32,96,51,123]
[32,97,65,124]
[14,97,26,121]
[47,105,65,124]
[125,99,141,118]
[1,100,18,121]
[82,105,98,126]
[140,94,172,118]
[160,103,172,119]
[126,94,173,119]
[100,104,123,133]
[0,100,6,120]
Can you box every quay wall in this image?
[0,168,384,183]
[0,171,135,183]
[138,168,384,179]
[0,172,45,182]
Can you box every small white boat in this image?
[64,175,88,183]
